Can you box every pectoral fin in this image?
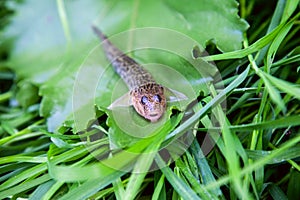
[108,92,132,109]
[165,87,188,102]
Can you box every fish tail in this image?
[92,25,107,41]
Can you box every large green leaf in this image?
[3,0,248,132]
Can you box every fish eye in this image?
[153,94,162,102]
[141,96,148,105]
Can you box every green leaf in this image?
[16,81,39,108]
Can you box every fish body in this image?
[92,26,166,122]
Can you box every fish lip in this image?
[147,112,163,122]
[149,113,159,117]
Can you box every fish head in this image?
[131,83,166,122]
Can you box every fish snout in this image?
[147,112,163,122]
[146,103,164,122]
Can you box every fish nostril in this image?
[149,105,160,112]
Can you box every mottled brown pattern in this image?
[131,83,166,122]
[93,26,166,122]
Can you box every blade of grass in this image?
[246,146,300,164]
[263,72,300,100]
[269,184,288,200]
[0,143,88,191]
[266,21,293,69]
[260,73,286,112]
[211,89,251,199]
[175,158,217,199]
[53,116,181,199]
[0,174,51,199]
[152,174,165,200]
[256,0,286,65]
[121,114,183,200]
[202,12,300,61]
[197,114,300,132]
[166,66,250,140]
[203,134,300,191]
[189,139,222,197]
[0,155,47,164]
[112,178,125,200]
[56,0,71,44]
[281,0,300,23]
[42,181,64,200]
[29,180,56,200]
[59,170,126,200]
[155,154,201,200]
[0,164,47,191]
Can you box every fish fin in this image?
[165,87,188,102]
[108,92,132,109]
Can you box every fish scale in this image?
[92,26,155,90]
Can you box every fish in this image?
[92,26,186,122]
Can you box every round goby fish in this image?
[92,26,166,122]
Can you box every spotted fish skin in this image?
[92,26,166,122]
[92,26,155,89]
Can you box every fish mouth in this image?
[149,113,159,117]
[147,112,163,122]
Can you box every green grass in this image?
[1,0,300,199]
